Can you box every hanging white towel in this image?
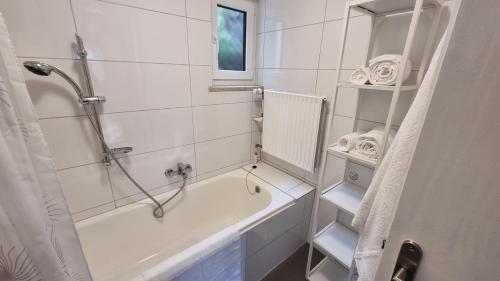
[368,54,412,86]
[351,34,448,281]
[350,67,370,85]
[353,127,396,160]
[140,227,242,281]
[332,131,364,152]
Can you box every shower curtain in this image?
[0,13,92,281]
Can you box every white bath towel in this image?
[350,67,370,85]
[332,131,364,152]
[368,54,412,86]
[351,34,448,281]
[140,227,242,281]
[353,127,396,160]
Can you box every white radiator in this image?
[262,90,326,172]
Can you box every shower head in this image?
[23,60,85,100]
[23,61,54,76]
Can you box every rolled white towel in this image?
[350,67,370,85]
[332,131,364,152]
[353,126,396,160]
[368,54,412,86]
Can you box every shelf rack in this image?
[306,0,447,280]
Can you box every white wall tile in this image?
[72,0,188,63]
[196,161,250,181]
[319,16,372,69]
[346,162,373,188]
[186,0,211,21]
[115,177,197,207]
[256,0,266,34]
[325,0,363,21]
[101,108,194,156]
[371,8,441,66]
[323,154,346,188]
[109,145,196,199]
[187,19,213,66]
[256,34,264,69]
[193,103,252,142]
[190,66,253,106]
[0,0,77,58]
[358,91,414,126]
[328,114,355,144]
[23,58,85,119]
[72,202,116,222]
[39,117,102,169]
[263,69,317,94]
[90,61,191,113]
[265,0,326,31]
[196,133,251,174]
[57,163,114,214]
[264,24,323,69]
[100,0,186,16]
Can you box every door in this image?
[374,1,500,280]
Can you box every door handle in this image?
[391,240,422,281]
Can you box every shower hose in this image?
[81,104,184,218]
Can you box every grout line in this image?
[17,55,212,67]
[256,14,368,35]
[195,131,252,145]
[71,201,115,217]
[313,0,329,99]
[196,160,252,178]
[97,0,210,23]
[184,0,199,181]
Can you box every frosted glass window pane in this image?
[217,5,246,71]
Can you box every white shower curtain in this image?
[0,13,92,281]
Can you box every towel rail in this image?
[208,85,264,93]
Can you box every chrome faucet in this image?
[165,163,192,179]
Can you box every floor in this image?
[262,244,324,281]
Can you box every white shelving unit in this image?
[306,0,447,280]
[322,182,365,216]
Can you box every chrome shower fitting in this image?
[165,163,193,179]
[23,61,106,105]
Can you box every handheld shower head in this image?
[23,61,54,76]
[23,60,85,100]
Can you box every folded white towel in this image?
[353,126,396,160]
[350,67,370,85]
[368,54,412,86]
[332,131,364,152]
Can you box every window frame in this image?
[211,0,255,80]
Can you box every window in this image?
[212,0,255,80]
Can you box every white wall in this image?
[0,0,259,221]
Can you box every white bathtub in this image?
[75,169,294,281]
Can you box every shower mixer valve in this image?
[165,163,192,179]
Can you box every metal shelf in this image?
[322,182,365,216]
[337,82,419,92]
[314,223,359,269]
[327,147,377,168]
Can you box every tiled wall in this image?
[254,0,450,188]
[0,0,259,221]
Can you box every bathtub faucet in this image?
[165,163,192,179]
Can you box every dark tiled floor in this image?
[262,244,325,281]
